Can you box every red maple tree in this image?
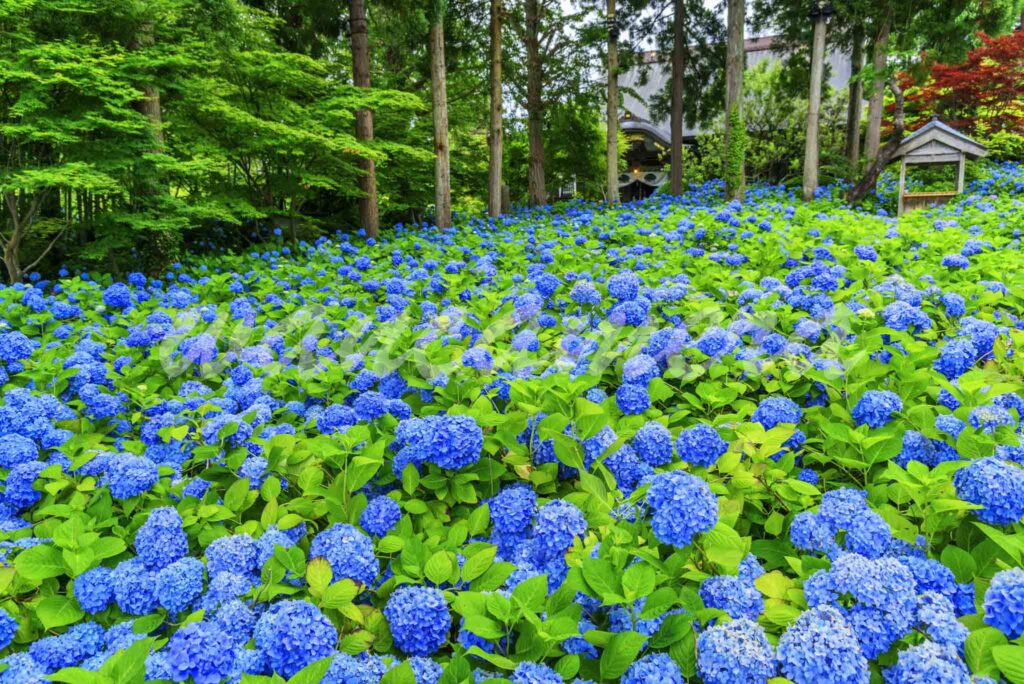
[899,30,1024,136]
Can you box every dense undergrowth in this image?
[1,164,1024,684]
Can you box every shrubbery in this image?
[0,163,1023,682]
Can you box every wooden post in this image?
[487,0,504,218]
[802,7,827,201]
[897,157,906,216]
[606,0,619,205]
[956,153,965,193]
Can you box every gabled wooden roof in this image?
[894,119,988,163]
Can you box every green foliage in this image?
[723,104,746,195]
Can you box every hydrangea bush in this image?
[1,170,1024,683]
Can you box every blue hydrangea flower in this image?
[4,461,48,510]
[615,383,650,415]
[843,510,892,559]
[916,592,967,648]
[697,618,776,684]
[803,554,918,658]
[883,640,970,684]
[206,534,259,581]
[74,566,114,614]
[510,661,561,684]
[0,434,38,469]
[323,653,385,684]
[852,390,902,428]
[165,621,238,684]
[622,652,684,683]
[777,605,869,684]
[489,484,537,535]
[631,422,673,466]
[135,506,188,570]
[359,496,402,537]
[0,608,17,651]
[954,457,1024,525]
[934,338,977,379]
[532,500,586,562]
[309,524,378,585]
[28,621,105,672]
[254,600,337,678]
[699,574,763,620]
[646,471,718,547]
[111,558,157,615]
[622,354,660,385]
[213,599,255,646]
[104,454,159,499]
[607,271,641,301]
[408,655,443,684]
[968,405,1015,433]
[983,567,1024,638]
[675,423,728,467]
[155,557,205,614]
[790,511,837,555]
[383,586,451,656]
[752,396,803,429]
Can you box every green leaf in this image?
[600,630,647,679]
[322,579,358,609]
[702,522,746,569]
[460,546,496,582]
[425,551,454,586]
[511,574,548,615]
[48,668,113,684]
[993,645,1024,684]
[224,478,252,512]
[105,637,155,684]
[15,544,65,581]
[582,558,624,604]
[939,545,977,583]
[622,563,656,600]
[381,662,417,684]
[36,595,84,630]
[287,656,334,684]
[348,456,382,493]
[461,614,505,640]
[966,627,1007,677]
[306,557,333,597]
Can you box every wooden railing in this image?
[901,191,957,213]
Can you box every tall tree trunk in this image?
[847,79,904,203]
[864,9,891,163]
[723,0,745,201]
[430,19,452,228]
[845,24,864,169]
[487,0,504,217]
[128,21,175,273]
[524,0,546,206]
[802,8,827,201]
[605,0,619,204]
[129,24,164,150]
[350,0,380,237]
[669,0,685,195]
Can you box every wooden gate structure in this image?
[893,118,987,215]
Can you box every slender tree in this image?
[863,6,890,163]
[524,0,546,206]
[605,0,619,203]
[723,0,745,201]
[430,2,452,228]
[669,0,686,195]
[487,0,504,217]
[802,0,828,200]
[349,0,380,237]
[845,24,864,168]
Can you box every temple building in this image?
[616,36,854,200]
